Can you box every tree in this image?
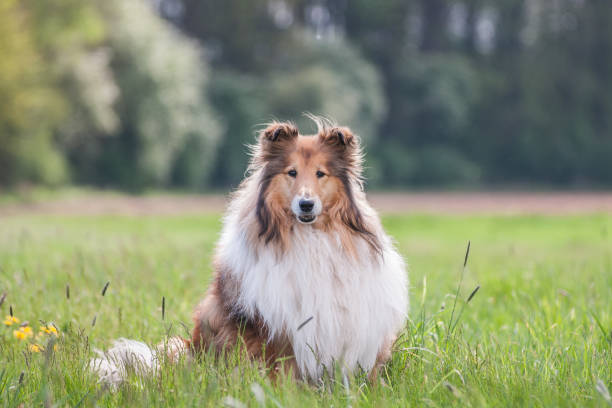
[0,0,80,186]
[92,0,221,190]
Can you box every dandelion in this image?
[3,315,20,326]
[29,344,43,353]
[13,326,33,340]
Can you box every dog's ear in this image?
[319,125,363,182]
[319,127,360,167]
[319,126,357,150]
[256,122,298,163]
[260,122,298,144]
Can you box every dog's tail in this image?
[89,336,188,388]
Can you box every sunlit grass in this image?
[0,214,610,406]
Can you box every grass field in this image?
[1,213,610,406]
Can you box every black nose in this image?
[299,199,315,213]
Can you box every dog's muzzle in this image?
[292,196,322,224]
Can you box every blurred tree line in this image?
[0,0,219,190]
[1,0,612,190]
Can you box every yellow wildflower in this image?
[29,344,43,353]
[13,326,33,340]
[40,325,59,336]
[3,315,20,326]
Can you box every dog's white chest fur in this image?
[218,219,408,380]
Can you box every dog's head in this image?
[252,118,379,251]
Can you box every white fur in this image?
[90,337,187,388]
[218,178,408,380]
[89,339,156,388]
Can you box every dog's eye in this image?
[316,170,325,178]
[288,169,297,178]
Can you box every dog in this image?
[91,117,408,386]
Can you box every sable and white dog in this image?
[92,118,408,386]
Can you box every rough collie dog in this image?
[91,118,408,386]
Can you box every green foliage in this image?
[208,37,385,187]
[374,54,482,187]
[377,142,481,187]
[265,35,386,142]
[94,0,221,190]
[207,72,266,188]
[391,54,481,146]
[0,0,220,190]
[0,213,610,406]
[0,0,68,186]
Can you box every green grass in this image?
[0,214,610,407]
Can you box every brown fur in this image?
[369,336,395,382]
[190,265,297,378]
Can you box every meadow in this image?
[0,213,610,406]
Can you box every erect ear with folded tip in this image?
[320,127,356,149]
[257,122,299,162]
[319,125,362,180]
[260,122,298,144]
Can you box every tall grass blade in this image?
[101,282,110,296]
